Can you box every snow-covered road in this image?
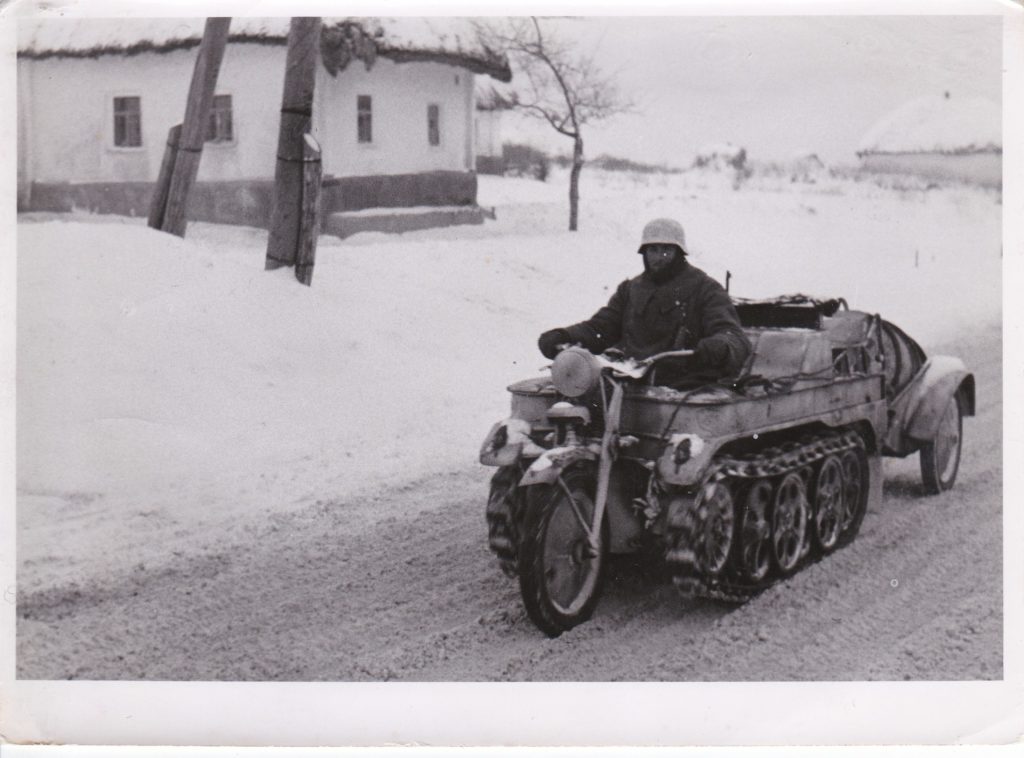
[16,325,1001,681]
[14,169,1003,681]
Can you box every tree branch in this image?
[473,17,636,231]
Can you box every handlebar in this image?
[582,347,696,380]
[640,348,696,365]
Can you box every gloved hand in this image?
[694,337,729,368]
[538,328,571,359]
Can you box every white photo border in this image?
[1,0,1021,749]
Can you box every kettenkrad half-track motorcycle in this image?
[480,296,975,637]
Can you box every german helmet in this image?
[638,218,686,254]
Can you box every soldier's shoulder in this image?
[621,273,645,291]
[683,263,726,291]
[682,262,712,280]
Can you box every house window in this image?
[206,94,233,143]
[113,96,142,147]
[427,104,440,146]
[357,95,372,143]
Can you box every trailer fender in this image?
[519,444,600,486]
[889,356,975,449]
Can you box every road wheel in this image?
[518,464,608,637]
[693,476,736,577]
[920,393,963,495]
[812,456,845,554]
[771,472,808,576]
[837,445,869,546]
[737,479,773,583]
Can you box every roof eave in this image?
[18,32,513,81]
[378,47,511,82]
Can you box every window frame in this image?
[427,103,441,147]
[357,94,373,145]
[110,93,144,150]
[205,93,236,146]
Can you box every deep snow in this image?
[16,168,1002,597]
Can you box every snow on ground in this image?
[15,168,1001,590]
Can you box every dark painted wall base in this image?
[24,171,480,231]
[321,171,477,211]
[475,156,506,175]
[325,206,485,238]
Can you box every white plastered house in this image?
[16,17,512,235]
[856,93,1001,189]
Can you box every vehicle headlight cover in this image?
[551,346,601,398]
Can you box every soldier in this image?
[537,217,751,384]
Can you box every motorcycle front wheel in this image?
[518,463,608,637]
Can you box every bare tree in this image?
[476,18,632,231]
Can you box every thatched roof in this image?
[16,17,512,82]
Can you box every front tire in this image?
[920,393,963,495]
[518,464,608,637]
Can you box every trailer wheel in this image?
[920,393,963,494]
[518,464,608,637]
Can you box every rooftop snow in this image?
[857,94,1000,155]
[16,16,511,81]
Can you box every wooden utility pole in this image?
[265,17,322,272]
[148,124,182,230]
[152,17,231,237]
[295,134,323,286]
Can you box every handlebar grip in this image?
[644,348,695,364]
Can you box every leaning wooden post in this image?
[161,17,231,237]
[266,17,322,271]
[295,134,322,286]
[148,124,182,230]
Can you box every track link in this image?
[486,465,522,577]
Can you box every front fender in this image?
[656,432,719,487]
[480,418,546,467]
[885,356,975,453]
[519,444,600,486]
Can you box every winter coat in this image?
[562,261,751,379]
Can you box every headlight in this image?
[551,346,601,398]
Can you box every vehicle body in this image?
[480,296,974,637]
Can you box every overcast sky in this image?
[498,15,1003,167]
